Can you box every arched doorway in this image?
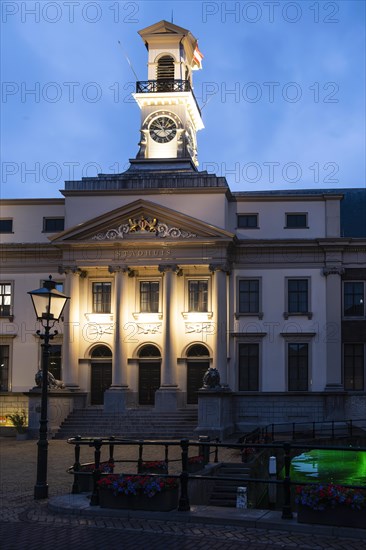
[90,345,112,405]
[138,345,161,406]
[186,344,210,404]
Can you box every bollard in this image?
[236,487,247,509]
[268,456,277,506]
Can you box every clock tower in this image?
[133,20,204,168]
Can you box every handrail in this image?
[67,436,366,517]
[135,79,202,116]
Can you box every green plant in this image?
[295,483,366,511]
[6,409,27,434]
[98,475,178,498]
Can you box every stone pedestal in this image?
[154,387,182,412]
[103,387,132,413]
[27,388,87,438]
[195,389,234,440]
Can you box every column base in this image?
[154,387,182,412]
[65,384,80,391]
[104,387,131,413]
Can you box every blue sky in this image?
[1,0,365,198]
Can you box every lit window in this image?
[237,214,258,228]
[0,283,13,317]
[140,281,159,313]
[239,343,259,391]
[0,219,13,233]
[188,280,208,312]
[344,344,364,390]
[288,343,308,391]
[343,282,364,317]
[286,213,307,228]
[92,282,111,313]
[239,279,260,313]
[43,218,64,232]
[287,279,309,314]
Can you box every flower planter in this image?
[297,506,365,529]
[75,473,94,493]
[99,487,179,511]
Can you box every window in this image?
[287,279,309,314]
[344,344,364,390]
[286,213,307,228]
[43,218,64,232]
[0,283,13,317]
[288,343,308,391]
[343,282,364,317]
[140,281,159,313]
[92,282,111,313]
[239,343,259,391]
[0,345,10,391]
[188,280,208,312]
[46,344,62,380]
[157,55,175,80]
[238,279,260,314]
[0,219,13,233]
[237,214,258,228]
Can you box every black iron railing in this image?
[136,79,191,93]
[67,436,366,518]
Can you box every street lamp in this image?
[28,276,70,500]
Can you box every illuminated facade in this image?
[1,21,365,435]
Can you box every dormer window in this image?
[157,55,175,80]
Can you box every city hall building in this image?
[1,21,365,437]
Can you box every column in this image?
[104,265,131,412]
[323,266,344,390]
[154,264,181,411]
[209,263,229,387]
[61,266,83,389]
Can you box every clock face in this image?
[149,116,177,143]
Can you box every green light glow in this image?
[290,450,366,485]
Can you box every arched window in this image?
[187,344,209,358]
[91,345,112,358]
[138,344,161,358]
[157,55,175,81]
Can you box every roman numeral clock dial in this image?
[149,117,177,143]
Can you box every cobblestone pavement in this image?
[1,439,365,549]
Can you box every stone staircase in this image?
[209,462,251,507]
[54,408,198,440]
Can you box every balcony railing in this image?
[136,79,201,117]
[136,79,192,93]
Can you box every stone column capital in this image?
[58,265,86,278]
[209,262,231,274]
[322,266,345,277]
[158,264,181,275]
[108,265,135,277]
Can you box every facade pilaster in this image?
[154,264,181,411]
[323,265,345,390]
[59,266,86,389]
[209,263,230,387]
[103,265,132,412]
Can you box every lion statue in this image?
[202,367,221,389]
[35,369,65,389]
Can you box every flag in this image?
[192,44,204,70]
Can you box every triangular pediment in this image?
[50,199,234,245]
[138,20,189,37]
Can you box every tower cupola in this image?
[133,20,204,168]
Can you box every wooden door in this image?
[139,362,161,405]
[91,362,112,405]
[187,361,209,404]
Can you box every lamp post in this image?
[28,276,70,500]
